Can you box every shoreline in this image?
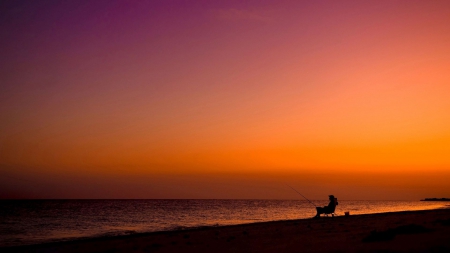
[3,205,448,247]
[3,208,450,252]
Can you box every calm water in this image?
[0,199,447,247]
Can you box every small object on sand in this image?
[345,211,350,216]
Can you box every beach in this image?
[4,208,450,253]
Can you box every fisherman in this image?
[314,195,338,218]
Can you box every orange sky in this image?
[1,0,450,199]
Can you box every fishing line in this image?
[286,184,317,207]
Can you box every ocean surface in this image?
[0,199,447,247]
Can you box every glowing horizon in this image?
[1,0,450,199]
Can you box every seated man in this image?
[314,195,338,218]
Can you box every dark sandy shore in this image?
[3,208,450,253]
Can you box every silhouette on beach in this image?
[314,195,338,218]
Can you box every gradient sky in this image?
[1,0,450,199]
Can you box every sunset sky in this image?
[1,0,450,199]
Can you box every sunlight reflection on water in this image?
[0,200,447,247]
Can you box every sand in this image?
[3,208,450,253]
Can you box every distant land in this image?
[420,198,450,201]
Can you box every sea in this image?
[0,199,447,247]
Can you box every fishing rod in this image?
[286,184,317,208]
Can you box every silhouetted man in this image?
[314,195,338,218]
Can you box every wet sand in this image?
[4,208,450,253]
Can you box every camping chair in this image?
[323,205,337,217]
